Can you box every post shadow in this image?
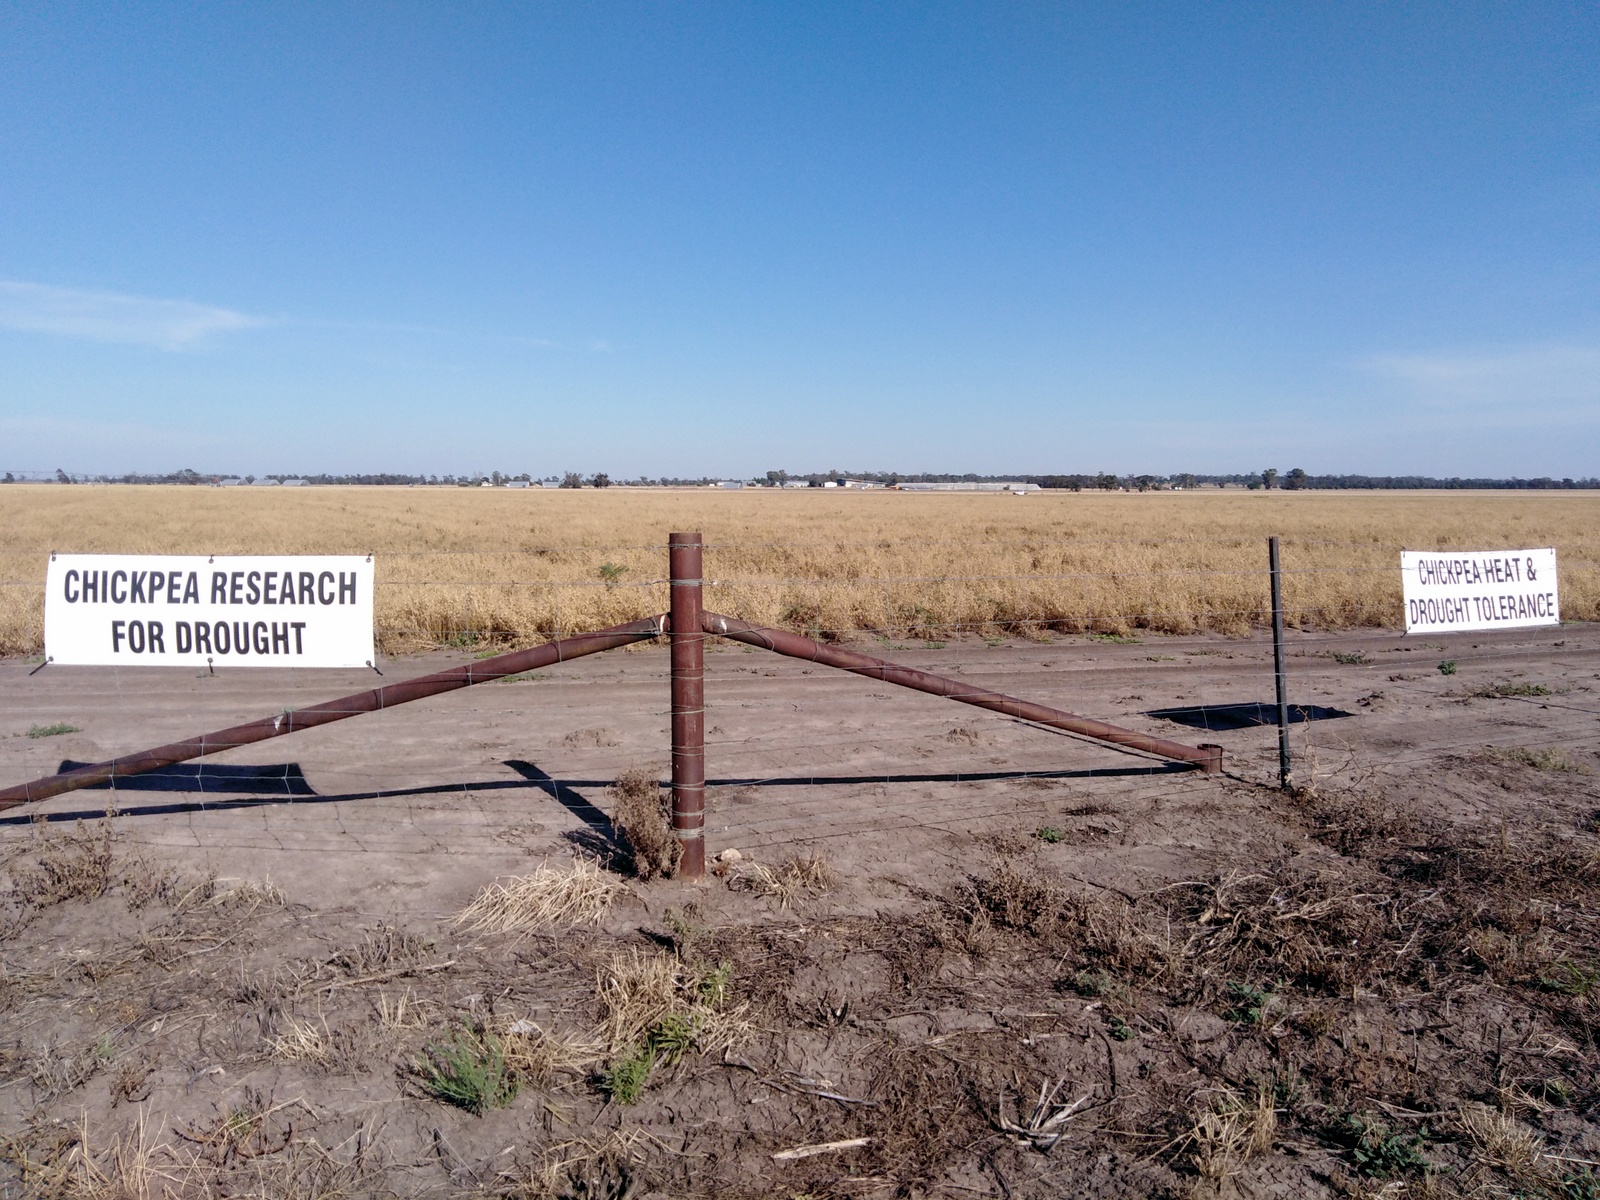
[4,759,1186,827]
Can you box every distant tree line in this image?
[6,467,1597,490]
[1022,471,1600,492]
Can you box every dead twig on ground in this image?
[995,1079,1095,1151]
[772,1136,873,1161]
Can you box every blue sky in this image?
[1,3,1596,478]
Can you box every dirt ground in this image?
[1,623,1597,1198]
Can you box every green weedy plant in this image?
[1438,660,1457,675]
[695,962,733,1006]
[1067,969,1119,998]
[1344,1115,1429,1178]
[661,905,701,953]
[644,1013,697,1066]
[600,1013,702,1104]
[1035,827,1064,844]
[600,1046,654,1105]
[596,562,628,587]
[1225,981,1273,1025]
[1561,1168,1600,1199]
[418,1032,519,1114]
[27,722,81,739]
[1538,959,1599,998]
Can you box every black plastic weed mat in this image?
[1144,703,1352,732]
[58,759,315,794]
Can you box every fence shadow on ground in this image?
[1,757,1185,827]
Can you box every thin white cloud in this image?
[1360,341,1600,415]
[0,280,265,349]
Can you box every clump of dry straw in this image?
[610,766,681,881]
[457,858,625,936]
[734,851,838,907]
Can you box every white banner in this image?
[1401,548,1559,635]
[44,555,375,667]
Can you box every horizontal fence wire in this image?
[0,632,1570,657]
[3,532,1594,661]
[6,717,1591,875]
[15,727,1594,852]
[15,537,1562,554]
[15,566,1595,588]
[3,553,1587,921]
[1,535,1589,833]
[3,566,1589,585]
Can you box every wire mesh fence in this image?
[1,529,1591,855]
[5,527,1600,657]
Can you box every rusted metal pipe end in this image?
[1197,743,1224,774]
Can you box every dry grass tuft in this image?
[733,852,838,907]
[931,863,1172,979]
[95,1116,169,1197]
[457,858,626,936]
[374,988,427,1031]
[609,766,680,881]
[1485,745,1590,773]
[595,949,751,1070]
[938,899,998,958]
[519,1130,648,1200]
[13,824,115,908]
[11,1108,372,1200]
[234,877,286,908]
[30,1110,168,1200]
[1458,1104,1544,1177]
[270,1014,332,1065]
[972,859,1059,929]
[1291,786,1418,856]
[329,924,434,974]
[500,1022,605,1086]
[692,997,755,1059]
[1168,868,1402,997]
[1185,1084,1276,1186]
[596,948,682,1053]
[209,875,287,910]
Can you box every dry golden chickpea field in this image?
[5,486,1600,1199]
[2,484,1597,657]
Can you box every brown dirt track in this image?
[2,622,1598,1198]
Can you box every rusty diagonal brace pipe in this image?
[0,615,667,812]
[0,606,1220,816]
[701,611,1223,773]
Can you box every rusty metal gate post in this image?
[1269,535,1293,790]
[669,532,707,879]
